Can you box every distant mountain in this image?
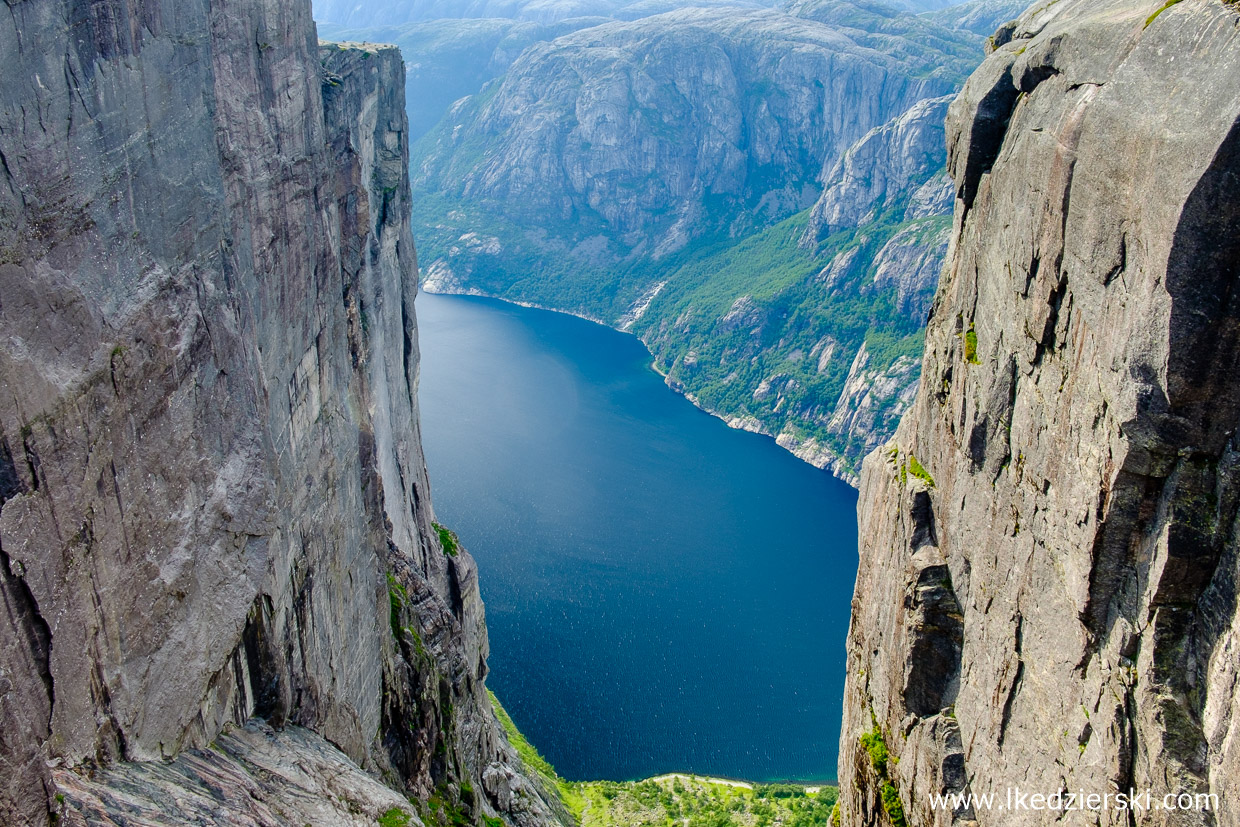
[412,4,974,272]
[630,96,955,480]
[407,1,991,479]
[923,0,1029,33]
[313,0,773,26]
[318,17,606,139]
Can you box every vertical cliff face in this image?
[841,0,1240,824]
[0,3,562,825]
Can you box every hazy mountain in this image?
[923,0,1029,33]
[412,4,974,273]
[313,0,774,26]
[318,17,608,138]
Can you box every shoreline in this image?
[418,283,858,488]
[644,773,835,792]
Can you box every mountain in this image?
[840,0,1240,823]
[318,17,610,139]
[313,0,774,26]
[413,4,974,270]
[630,95,955,480]
[924,0,1030,33]
[410,0,986,479]
[0,3,564,825]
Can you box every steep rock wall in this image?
[0,3,561,825]
[840,0,1240,825]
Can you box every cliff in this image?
[0,3,563,826]
[632,93,956,483]
[840,0,1240,824]
[413,3,973,280]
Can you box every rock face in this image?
[415,4,971,269]
[632,91,954,483]
[803,95,955,246]
[0,3,562,826]
[840,1,1240,824]
[925,0,1032,36]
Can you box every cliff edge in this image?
[840,0,1240,825]
[0,3,564,825]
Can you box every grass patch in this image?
[859,729,889,776]
[1144,0,1184,28]
[907,454,935,488]
[486,692,842,825]
[387,573,409,639]
[378,808,412,827]
[489,691,556,779]
[880,782,907,827]
[433,522,460,557]
[571,776,839,827]
[859,723,906,827]
[963,324,980,364]
[488,690,588,817]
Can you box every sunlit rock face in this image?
[0,3,564,825]
[840,1,1240,824]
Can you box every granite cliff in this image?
[413,3,974,277]
[840,0,1240,824]
[0,2,564,825]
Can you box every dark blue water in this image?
[415,292,857,783]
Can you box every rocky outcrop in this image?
[802,96,954,245]
[0,3,563,826]
[629,86,955,483]
[840,1,1240,824]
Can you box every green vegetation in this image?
[907,454,935,488]
[386,574,426,657]
[488,691,838,826]
[880,782,907,827]
[570,776,839,827]
[425,791,473,827]
[489,691,587,817]
[387,573,409,639]
[378,808,412,827]
[434,522,460,557]
[490,691,557,780]
[963,324,980,364]
[1144,0,1184,28]
[859,725,906,827]
[859,729,889,776]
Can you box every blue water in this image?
[415,292,858,783]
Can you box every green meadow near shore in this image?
[490,692,840,827]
